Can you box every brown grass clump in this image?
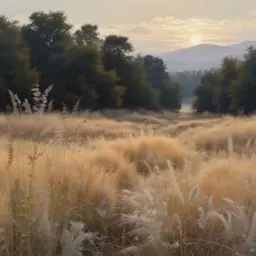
[85,135,201,176]
[179,117,256,154]
[120,155,256,256]
[1,102,256,256]
[160,118,225,136]
[0,113,148,143]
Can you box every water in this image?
[181,103,192,113]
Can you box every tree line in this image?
[0,11,181,112]
[171,70,203,103]
[193,47,256,115]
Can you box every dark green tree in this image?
[143,55,169,90]
[102,35,134,85]
[235,47,256,115]
[51,44,123,110]
[143,55,181,110]
[22,11,73,86]
[161,81,182,110]
[216,57,240,114]
[102,35,148,108]
[0,16,38,110]
[74,24,100,47]
[0,11,183,113]
[193,70,219,113]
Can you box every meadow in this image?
[1,107,256,256]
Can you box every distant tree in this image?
[234,46,256,115]
[102,35,133,58]
[0,16,38,110]
[74,24,100,47]
[161,81,182,110]
[0,11,184,112]
[22,11,73,86]
[143,55,181,110]
[102,35,134,86]
[193,70,219,113]
[216,57,240,114]
[102,35,147,109]
[143,55,169,90]
[122,57,157,109]
[51,44,123,110]
[171,70,203,101]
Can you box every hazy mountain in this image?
[160,41,256,72]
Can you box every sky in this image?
[2,0,256,54]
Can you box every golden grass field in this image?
[1,110,256,255]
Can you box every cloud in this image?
[98,26,121,37]
[98,12,256,54]
[127,25,152,35]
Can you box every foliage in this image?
[74,24,100,47]
[171,70,203,102]
[234,47,256,115]
[193,48,256,115]
[0,16,38,110]
[0,11,182,112]
[193,70,219,113]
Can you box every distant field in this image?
[1,110,256,256]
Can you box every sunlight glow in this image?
[190,35,202,46]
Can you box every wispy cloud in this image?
[98,12,256,54]
[11,9,256,55]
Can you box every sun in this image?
[190,35,202,46]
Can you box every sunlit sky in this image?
[2,0,256,53]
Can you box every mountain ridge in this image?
[159,41,256,72]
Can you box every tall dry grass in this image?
[1,85,256,255]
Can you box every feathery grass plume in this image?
[40,85,53,113]
[31,84,54,113]
[188,186,200,203]
[166,160,184,207]
[118,245,140,255]
[72,99,81,114]
[8,84,54,116]
[172,214,182,250]
[246,212,256,249]
[22,99,33,114]
[62,103,68,114]
[32,184,56,255]
[222,198,246,220]
[193,196,256,255]
[47,100,53,112]
[13,94,22,110]
[31,84,41,113]
[8,90,21,114]
[217,198,256,254]
[196,206,205,228]
[60,220,100,256]
[120,167,185,255]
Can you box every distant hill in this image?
[159,41,256,72]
